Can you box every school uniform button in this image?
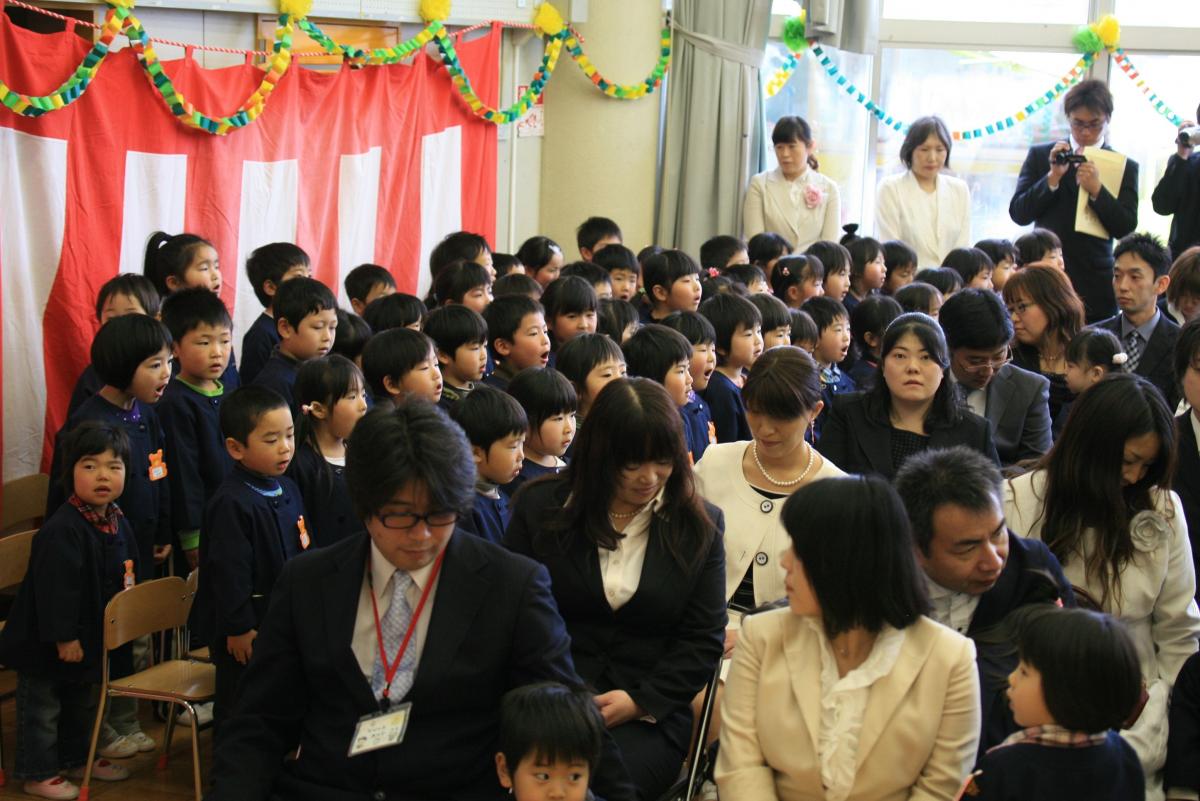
[372,791,386,801]
[755,552,769,566]
[759,500,773,513]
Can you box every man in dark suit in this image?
[1010,79,1139,322]
[895,447,1074,754]
[206,401,635,801]
[1173,320,1200,599]
[1152,109,1200,258]
[940,289,1052,466]
[1096,232,1181,411]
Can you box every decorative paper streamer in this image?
[562,25,669,99]
[1111,48,1184,127]
[296,17,437,67]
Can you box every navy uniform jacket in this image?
[46,395,172,575]
[252,349,301,413]
[200,466,306,640]
[1009,142,1139,322]
[157,377,233,536]
[681,393,714,464]
[1152,151,1200,257]
[460,489,508,545]
[1166,651,1200,796]
[971,731,1143,801]
[0,502,137,682]
[285,443,362,548]
[1095,312,1181,411]
[67,364,103,420]
[207,531,637,801]
[700,370,751,444]
[240,312,281,386]
[500,459,564,499]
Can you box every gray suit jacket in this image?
[984,363,1052,466]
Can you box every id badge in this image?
[348,701,412,757]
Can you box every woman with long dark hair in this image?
[1004,373,1200,798]
[504,378,726,801]
[1002,265,1086,421]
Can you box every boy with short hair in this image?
[1014,228,1064,269]
[641,249,704,324]
[503,368,577,497]
[575,216,623,262]
[749,293,793,349]
[493,273,543,301]
[592,245,641,303]
[424,305,489,409]
[202,385,308,734]
[482,295,551,391]
[252,277,337,412]
[560,261,614,301]
[449,385,528,544]
[882,240,918,295]
[1097,232,1180,408]
[361,328,444,407]
[624,324,707,461]
[698,293,762,443]
[344,263,397,317]
[159,288,236,571]
[332,309,372,370]
[700,235,750,271]
[363,292,426,333]
[241,243,311,385]
[661,311,718,462]
[802,295,855,438]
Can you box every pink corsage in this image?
[707,267,720,278]
[803,184,825,209]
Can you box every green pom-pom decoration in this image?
[781,14,808,54]
[1072,26,1103,55]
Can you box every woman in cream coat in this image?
[744,116,842,252]
[1003,374,1200,801]
[716,475,980,801]
[875,116,971,267]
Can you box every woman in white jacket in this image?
[1003,373,1200,801]
[744,117,842,252]
[876,116,971,267]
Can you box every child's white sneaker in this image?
[22,776,80,799]
[97,735,137,759]
[126,730,157,752]
[177,701,213,726]
[66,759,130,782]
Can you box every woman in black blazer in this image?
[505,378,726,801]
[819,312,999,480]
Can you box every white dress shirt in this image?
[351,540,441,687]
[924,575,982,635]
[598,488,665,610]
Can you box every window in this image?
[882,0,1088,24]
[1113,0,1200,28]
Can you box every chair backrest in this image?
[0,529,36,591]
[184,568,199,619]
[104,576,191,650]
[1,473,49,533]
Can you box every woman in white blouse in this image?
[744,116,842,252]
[876,116,971,267]
[716,475,980,801]
[1004,373,1200,801]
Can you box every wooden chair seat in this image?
[109,659,215,702]
[187,646,211,662]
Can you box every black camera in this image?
[1053,151,1087,166]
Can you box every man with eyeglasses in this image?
[1010,79,1140,324]
[939,288,1052,466]
[208,401,636,801]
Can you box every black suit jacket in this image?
[504,479,726,743]
[817,392,1000,481]
[206,530,636,801]
[1095,312,1181,410]
[982,363,1052,466]
[1152,151,1200,258]
[1174,412,1200,600]
[1009,141,1140,322]
[1166,651,1200,794]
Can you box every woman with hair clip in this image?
[1004,373,1200,801]
[819,312,999,480]
[1003,264,1086,421]
[505,378,726,801]
[743,116,842,251]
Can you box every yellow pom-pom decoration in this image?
[420,0,451,23]
[279,0,311,19]
[534,2,565,37]
[1093,14,1120,48]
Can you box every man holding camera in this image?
[1010,80,1140,322]
[1152,108,1200,259]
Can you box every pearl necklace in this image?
[752,440,815,487]
[608,503,649,520]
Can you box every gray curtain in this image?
[655,0,772,255]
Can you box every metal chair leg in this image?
[189,710,202,801]
[79,686,108,801]
[159,699,179,770]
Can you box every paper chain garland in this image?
[765,14,1187,138]
[0,0,670,134]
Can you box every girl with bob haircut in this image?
[1004,373,1200,797]
[820,312,999,480]
[875,115,972,268]
[717,474,980,801]
[1002,265,1086,421]
[515,235,565,289]
[743,116,842,251]
[968,606,1144,801]
[554,332,626,419]
[747,232,794,278]
[504,378,725,801]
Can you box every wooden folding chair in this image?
[0,528,36,787]
[82,576,215,801]
[184,569,210,663]
[1,473,49,534]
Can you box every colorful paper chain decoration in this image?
[295,16,437,66]
[562,25,670,99]
[1112,49,1184,127]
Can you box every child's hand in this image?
[723,628,739,658]
[184,547,199,571]
[227,630,257,665]
[57,640,84,663]
[154,544,173,564]
[593,690,645,728]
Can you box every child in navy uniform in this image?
[344,262,397,317]
[0,423,138,797]
[698,293,762,443]
[251,277,337,413]
[68,274,161,419]
[1167,652,1200,801]
[424,305,489,411]
[640,249,703,324]
[202,386,308,735]
[623,325,701,460]
[543,276,601,357]
[482,295,551,391]
[749,293,793,350]
[240,243,311,385]
[158,288,236,571]
[661,311,717,463]
[288,356,368,548]
[495,682,606,801]
[502,368,577,498]
[555,334,627,422]
[965,606,1144,801]
[802,295,855,440]
[449,385,528,544]
[361,328,444,408]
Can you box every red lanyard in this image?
[369,549,445,704]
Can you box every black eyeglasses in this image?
[377,510,458,530]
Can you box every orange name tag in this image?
[148,449,168,481]
[707,422,717,445]
[298,515,311,550]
